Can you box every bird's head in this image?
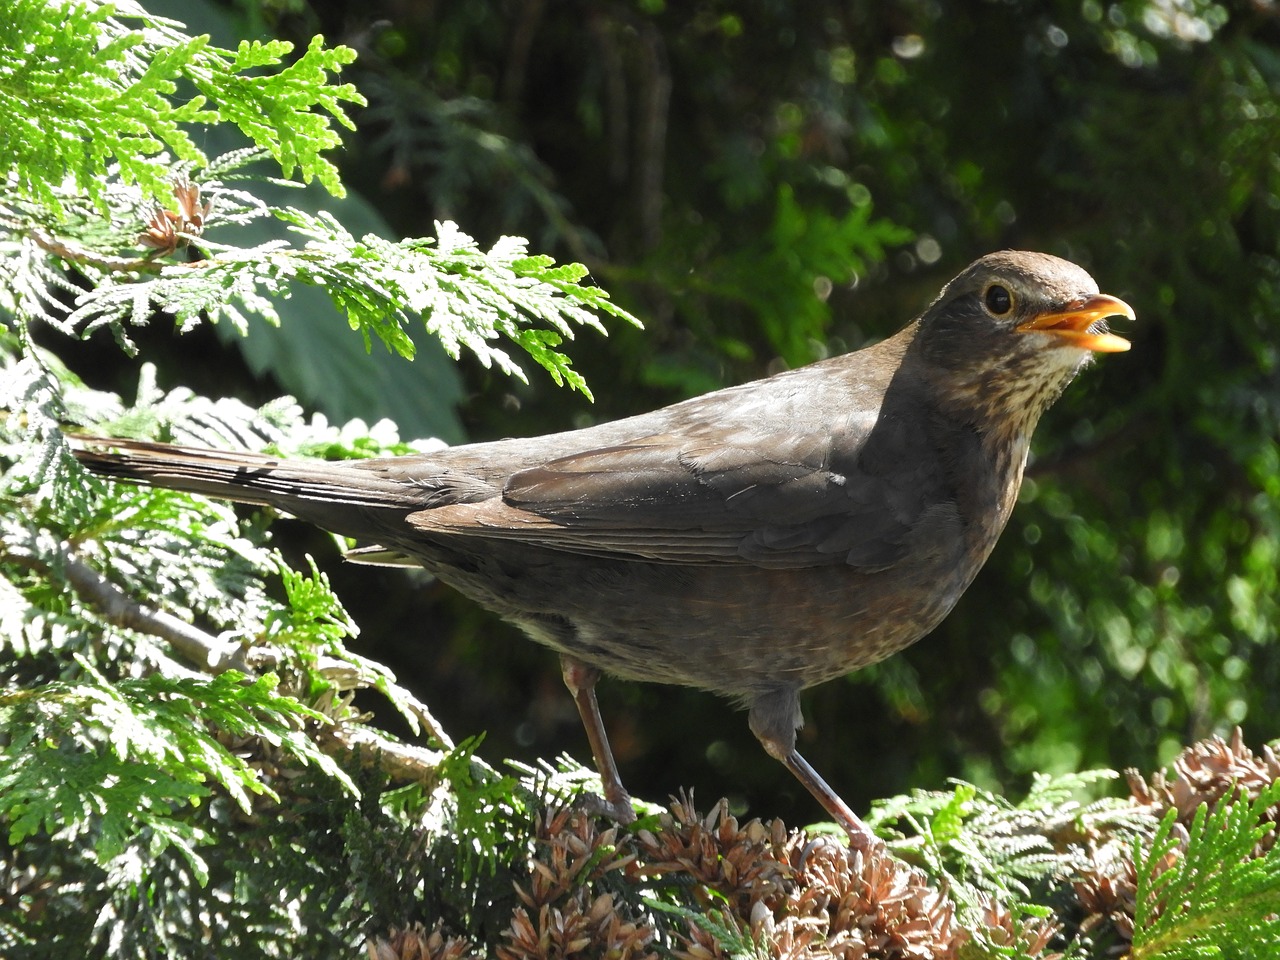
[911,250,1134,433]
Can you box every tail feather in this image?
[70,437,428,536]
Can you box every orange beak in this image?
[1017,293,1135,353]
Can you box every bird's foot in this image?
[575,789,637,826]
[840,815,885,855]
[781,748,884,853]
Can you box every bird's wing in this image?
[404,421,953,570]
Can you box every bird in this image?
[72,250,1133,850]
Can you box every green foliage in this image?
[869,769,1149,912]
[0,0,359,212]
[646,897,770,960]
[0,0,639,428]
[3,150,638,399]
[0,664,346,881]
[679,183,911,366]
[201,34,359,195]
[1130,786,1280,959]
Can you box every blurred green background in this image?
[64,0,1280,824]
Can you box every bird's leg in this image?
[749,689,881,853]
[780,750,880,852]
[560,655,636,824]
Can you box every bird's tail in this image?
[70,437,427,536]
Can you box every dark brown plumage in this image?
[73,250,1134,849]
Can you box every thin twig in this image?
[58,549,252,671]
[9,542,458,777]
[317,723,449,787]
[28,229,162,274]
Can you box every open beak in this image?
[1017,293,1135,353]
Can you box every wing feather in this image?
[407,418,932,570]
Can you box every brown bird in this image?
[73,250,1133,849]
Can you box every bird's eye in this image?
[984,284,1014,316]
